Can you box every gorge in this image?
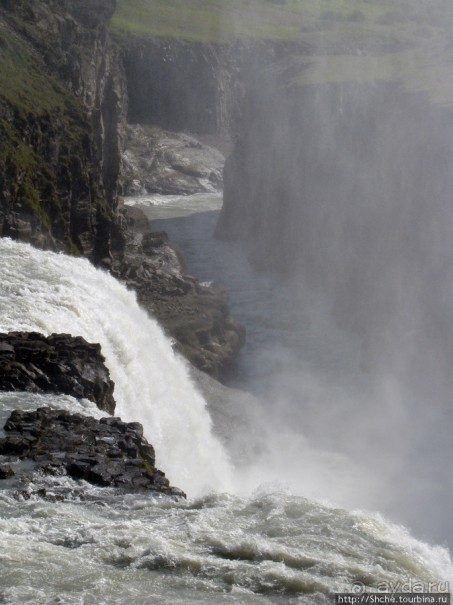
[1,0,453,602]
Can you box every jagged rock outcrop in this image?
[0,408,185,496]
[0,332,115,414]
[0,332,184,496]
[118,206,245,380]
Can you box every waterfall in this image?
[1,237,453,604]
[0,238,233,495]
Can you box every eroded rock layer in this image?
[0,408,184,496]
[0,332,116,414]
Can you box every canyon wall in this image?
[0,0,274,254]
[123,38,237,134]
[120,36,285,136]
[0,0,282,259]
[0,0,127,262]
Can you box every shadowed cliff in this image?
[0,0,127,261]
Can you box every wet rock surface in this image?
[0,332,115,414]
[0,408,185,496]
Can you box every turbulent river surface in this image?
[0,228,452,603]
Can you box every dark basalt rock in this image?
[0,408,185,497]
[0,464,14,479]
[0,0,126,262]
[0,332,115,414]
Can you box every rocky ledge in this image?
[116,206,245,380]
[0,332,184,497]
[0,332,115,414]
[0,408,184,497]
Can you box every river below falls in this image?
[125,192,453,549]
[125,193,362,392]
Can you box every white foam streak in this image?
[123,192,222,219]
[0,238,233,495]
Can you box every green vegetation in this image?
[0,27,65,115]
[111,0,453,44]
[112,0,453,103]
[112,0,338,41]
[112,0,379,41]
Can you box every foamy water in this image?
[0,238,232,495]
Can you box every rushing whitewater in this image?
[0,238,452,604]
[0,238,232,495]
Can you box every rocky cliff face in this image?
[0,1,246,377]
[0,3,256,499]
[0,332,116,414]
[0,0,126,262]
[120,35,286,137]
[123,37,240,135]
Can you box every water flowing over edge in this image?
[0,238,233,496]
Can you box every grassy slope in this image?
[0,28,66,114]
[112,0,406,42]
[111,0,453,44]
[112,0,453,104]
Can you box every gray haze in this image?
[210,2,453,547]
[126,0,453,548]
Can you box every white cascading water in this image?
[0,237,233,495]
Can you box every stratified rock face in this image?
[0,332,115,414]
[0,0,127,262]
[0,408,185,496]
